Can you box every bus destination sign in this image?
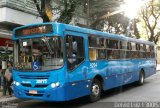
[15,24,53,37]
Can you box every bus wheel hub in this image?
[92,84,99,96]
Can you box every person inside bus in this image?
[66,47,76,69]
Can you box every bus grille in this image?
[18,75,50,79]
[22,84,48,88]
[26,93,43,97]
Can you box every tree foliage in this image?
[90,1,138,37]
[90,0,160,41]
[57,0,81,24]
[140,0,160,44]
[33,0,160,44]
[92,14,129,34]
[0,53,9,61]
[33,0,81,24]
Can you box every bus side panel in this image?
[104,60,123,90]
[65,80,91,101]
[87,60,126,91]
[86,61,107,89]
[104,60,138,90]
[143,60,152,77]
[144,59,156,78]
[123,60,140,85]
[66,61,91,100]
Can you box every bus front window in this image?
[14,36,63,71]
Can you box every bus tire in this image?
[137,70,145,85]
[88,79,101,102]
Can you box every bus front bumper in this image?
[13,84,68,102]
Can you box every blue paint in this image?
[12,22,156,102]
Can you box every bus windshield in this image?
[14,36,63,71]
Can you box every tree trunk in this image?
[41,0,50,22]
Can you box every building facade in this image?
[0,0,42,51]
[0,0,89,50]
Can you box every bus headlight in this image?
[51,82,60,88]
[13,81,20,86]
[16,82,20,86]
[51,83,56,88]
[55,82,60,87]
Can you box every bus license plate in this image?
[29,90,37,94]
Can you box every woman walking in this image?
[5,62,13,96]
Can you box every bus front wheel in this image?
[88,79,101,102]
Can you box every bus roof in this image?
[60,23,154,46]
[13,22,154,46]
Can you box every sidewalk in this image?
[0,96,18,103]
[0,90,18,103]
[0,87,21,103]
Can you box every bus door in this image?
[65,32,89,98]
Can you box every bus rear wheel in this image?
[137,70,145,85]
[88,79,101,102]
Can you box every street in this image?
[3,71,160,108]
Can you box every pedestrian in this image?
[5,61,13,96]
[0,65,2,89]
[1,66,7,96]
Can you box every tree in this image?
[0,47,9,61]
[33,0,51,22]
[91,14,141,38]
[32,0,160,44]
[57,0,81,24]
[92,14,129,34]
[89,1,136,37]
[129,19,140,38]
[33,0,81,24]
[140,0,160,44]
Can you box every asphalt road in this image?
[4,71,160,108]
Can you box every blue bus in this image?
[12,22,156,102]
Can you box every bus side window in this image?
[66,35,85,71]
[89,49,96,60]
